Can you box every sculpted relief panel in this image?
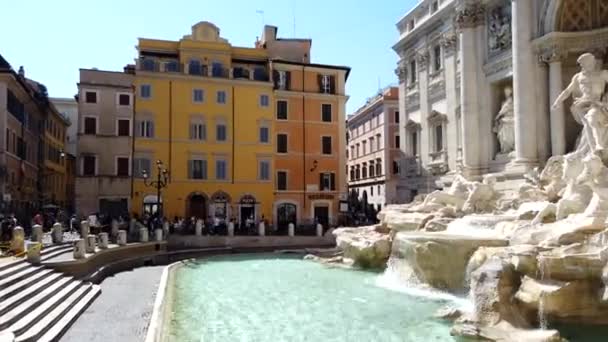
[487,1,512,55]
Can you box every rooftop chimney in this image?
[18,66,24,77]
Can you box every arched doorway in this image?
[210,191,231,220]
[238,194,257,231]
[186,192,207,219]
[276,202,296,234]
[143,195,161,216]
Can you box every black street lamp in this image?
[142,160,169,218]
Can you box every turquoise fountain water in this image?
[166,254,456,342]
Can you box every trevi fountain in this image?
[330,54,608,341]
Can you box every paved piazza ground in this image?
[61,265,165,342]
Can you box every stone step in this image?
[0,274,69,316]
[35,285,101,342]
[0,280,80,333]
[0,262,30,280]
[0,268,56,302]
[0,266,47,290]
[13,284,95,342]
[40,244,72,256]
[0,259,25,274]
[40,246,73,262]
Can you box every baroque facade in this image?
[346,87,405,212]
[393,0,608,200]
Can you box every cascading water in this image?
[537,256,549,330]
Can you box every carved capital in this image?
[440,32,458,56]
[416,50,430,70]
[454,3,486,30]
[538,47,567,64]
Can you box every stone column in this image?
[86,235,96,253]
[455,2,485,173]
[26,242,41,265]
[228,221,235,237]
[288,223,295,237]
[139,228,149,242]
[98,233,109,249]
[316,223,323,237]
[117,230,127,246]
[31,224,43,243]
[258,221,265,236]
[73,239,86,259]
[52,223,63,244]
[155,228,163,241]
[417,50,431,165]
[10,226,25,254]
[80,220,90,239]
[536,59,550,162]
[195,219,203,236]
[543,51,566,156]
[512,0,538,165]
[441,32,460,171]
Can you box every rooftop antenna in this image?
[256,10,265,27]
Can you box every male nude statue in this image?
[552,53,608,154]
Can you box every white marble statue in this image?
[463,175,498,214]
[488,7,512,53]
[552,53,608,155]
[410,171,471,212]
[518,156,566,202]
[531,154,592,225]
[493,86,515,154]
[576,154,608,222]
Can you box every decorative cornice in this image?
[394,60,408,83]
[482,55,512,76]
[440,32,458,56]
[533,27,608,61]
[416,50,430,71]
[454,2,486,30]
[538,46,568,64]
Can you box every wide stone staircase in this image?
[0,244,100,342]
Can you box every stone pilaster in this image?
[539,48,568,157]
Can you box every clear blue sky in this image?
[0,0,415,113]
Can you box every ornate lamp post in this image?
[142,160,169,218]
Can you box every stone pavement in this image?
[60,265,165,342]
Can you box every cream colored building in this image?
[393,0,608,200]
[76,69,134,217]
[347,87,405,211]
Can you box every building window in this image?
[371,186,374,196]
[369,161,375,177]
[117,119,131,136]
[411,131,419,156]
[138,120,154,138]
[277,134,288,153]
[212,62,224,77]
[141,58,155,71]
[362,163,368,178]
[259,160,270,180]
[84,117,97,135]
[322,104,332,122]
[319,75,335,94]
[116,157,130,176]
[190,122,206,140]
[362,141,367,155]
[275,70,290,90]
[215,160,227,180]
[431,0,439,13]
[376,134,381,150]
[355,166,361,180]
[193,89,204,103]
[188,159,207,180]
[216,123,227,141]
[376,158,382,176]
[356,144,360,158]
[82,155,96,176]
[409,60,417,84]
[217,91,226,104]
[118,94,131,106]
[322,136,332,155]
[434,124,444,152]
[140,85,151,99]
[260,95,270,107]
[319,172,335,191]
[259,126,269,143]
[395,135,401,149]
[277,171,287,190]
[349,167,355,181]
[393,160,400,174]
[85,91,97,104]
[133,158,151,178]
[369,138,375,152]
[277,100,288,120]
[395,111,400,123]
[350,146,355,160]
[433,45,442,72]
[165,60,179,72]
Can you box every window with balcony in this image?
[85,91,97,104]
[319,172,335,191]
[276,100,288,120]
[193,89,204,103]
[189,60,203,75]
[141,58,156,71]
[188,159,207,180]
[216,123,227,141]
[190,121,206,140]
[215,159,227,180]
[165,60,179,72]
[82,155,96,176]
[212,62,225,77]
[253,67,268,81]
[260,94,270,107]
[116,157,130,176]
[277,171,288,190]
[140,84,151,99]
[258,160,270,180]
[318,74,335,94]
[217,91,226,104]
[322,136,332,155]
[274,70,291,90]
[138,120,154,138]
[117,119,131,136]
[84,117,97,135]
[233,67,250,79]
[277,134,288,153]
[322,104,332,122]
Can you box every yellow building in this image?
[42,104,69,209]
[131,22,350,230]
